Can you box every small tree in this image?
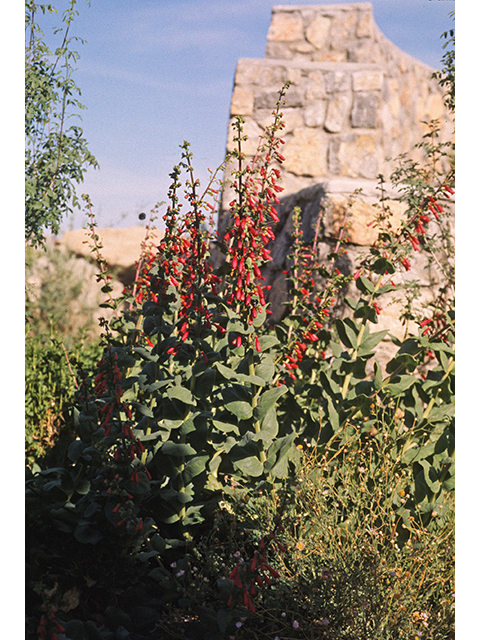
[25,0,98,248]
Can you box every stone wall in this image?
[218,2,454,353]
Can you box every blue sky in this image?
[31,0,455,232]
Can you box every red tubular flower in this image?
[401,257,411,271]
[409,234,420,251]
[264,564,280,579]
[229,563,240,580]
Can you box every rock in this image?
[56,226,162,285]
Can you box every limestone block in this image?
[305,70,327,100]
[330,11,357,49]
[235,60,287,86]
[325,70,350,93]
[286,67,303,85]
[347,40,378,63]
[356,10,374,38]
[328,133,381,179]
[386,79,401,119]
[267,12,304,42]
[57,226,157,270]
[255,107,304,134]
[292,43,316,54]
[353,70,383,92]
[304,100,327,128]
[282,128,328,177]
[323,195,406,245]
[265,42,294,60]
[230,86,254,116]
[351,92,379,128]
[325,94,351,133]
[255,88,303,111]
[305,15,331,50]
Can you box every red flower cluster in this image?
[37,606,65,640]
[145,163,223,353]
[93,348,151,490]
[227,530,285,613]
[281,208,338,380]
[419,311,450,339]
[222,140,286,324]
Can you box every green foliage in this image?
[433,13,455,113]
[25,0,98,247]
[25,328,102,465]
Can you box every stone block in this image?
[230,86,254,116]
[329,133,380,179]
[255,88,303,111]
[305,15,331,50]
[351,92,379,128]
[323,195,406,245]
[353,70,383,92]
[57,226,157,270]
[255,107,304,134]
[305,70,327,100]
[235,60,288,87]
[304,100,327,128]
[283,128,328,177]
[330,11,357,49]
[356,9,374,38]
[325,70,350,93]
[265,42,294,60]
[324,94,351,133]
[292,43,316,54]
[267,12,304,42]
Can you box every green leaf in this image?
[183,455,209,483]
[236,372,266,387]
[259,335,280,351]
[215,362,236,380]
[385,374,417,396]
[252,306,267,327]
[212,420,240,436]
[161,442,196,457]
[327,396,340,432]
[169,386,194,405]
[221,384,253,420]
[335,319,357,349]
[255,353,275,383]
[254,385,287,422]
[357,329,389,356]
[355,275,375,294]
[354,301,378,323]
[386,353,418,374]
[233,454,264,477]
[371,257,395,275]
[373,360,383,390]
[225,400,253,420]
[74,521,103,545]
[194,368,216,398]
